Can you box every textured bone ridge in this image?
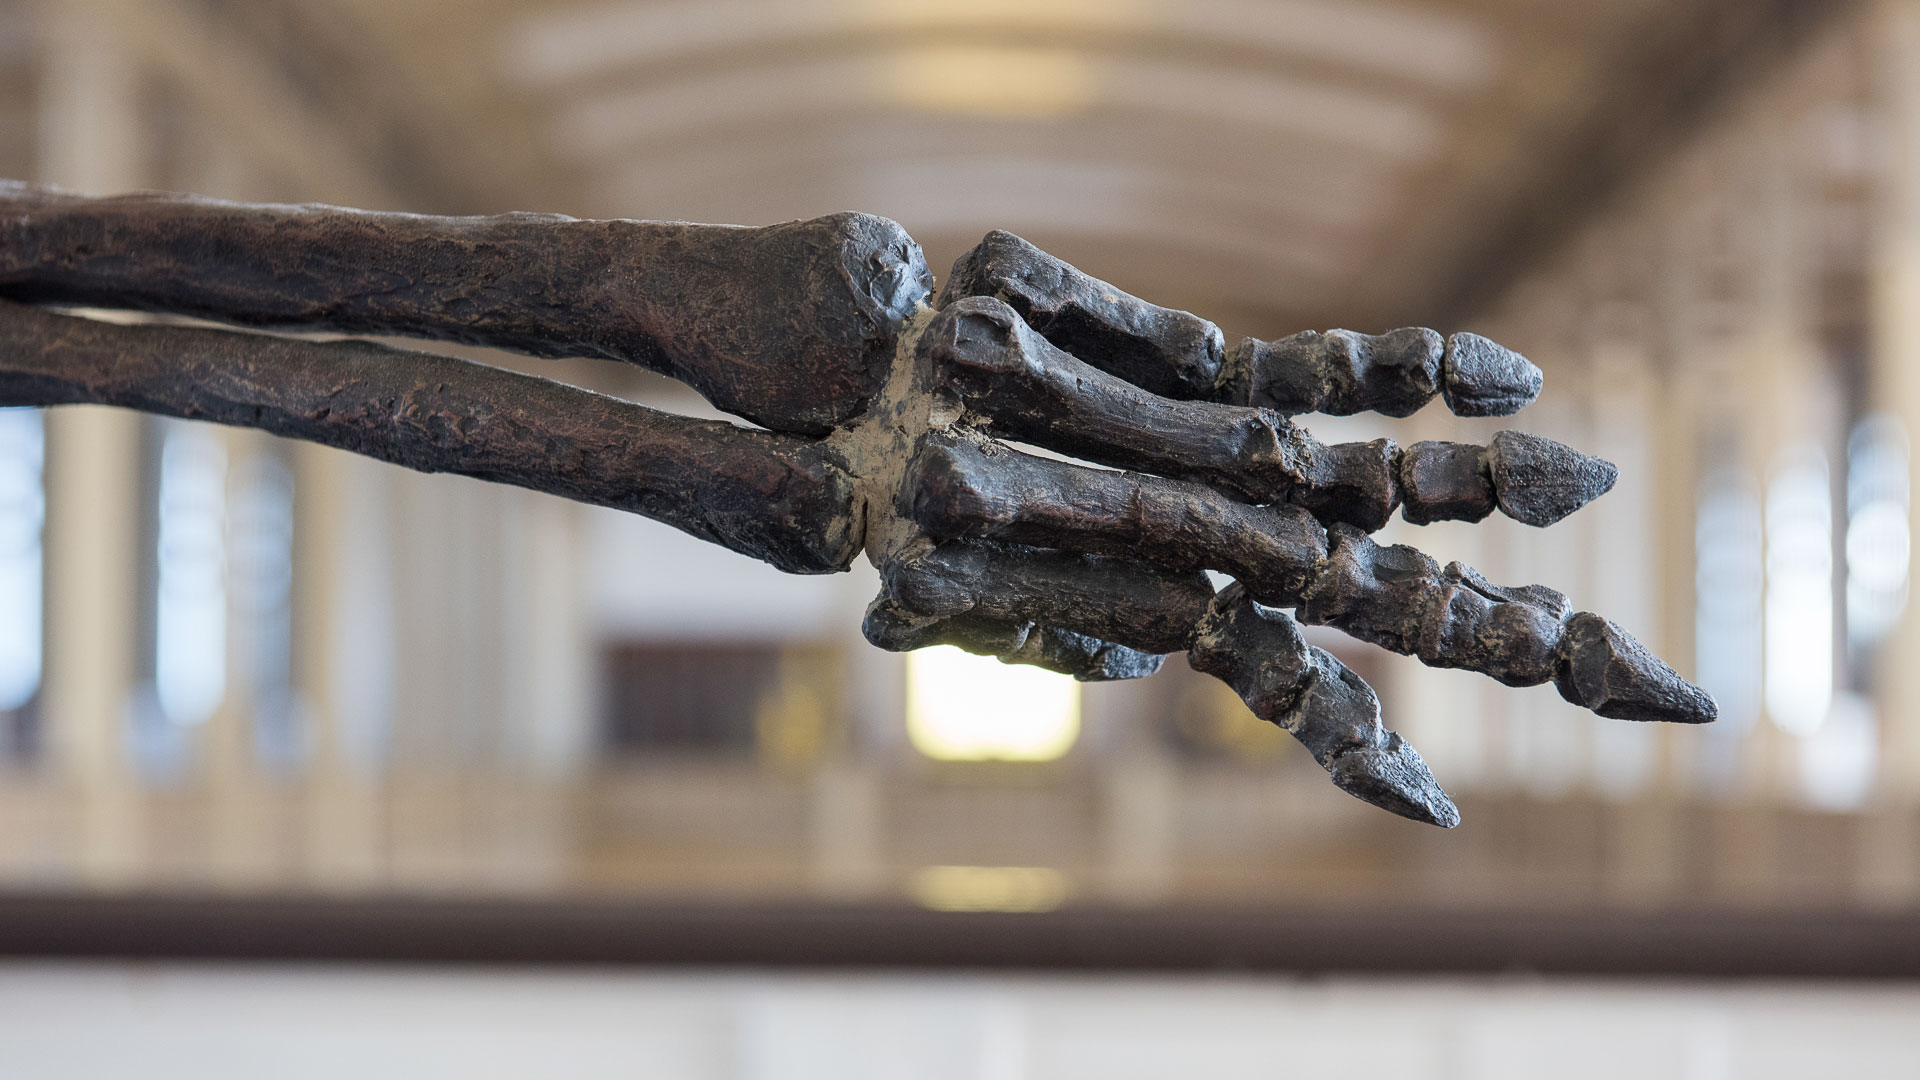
[1190,585,1460,827]
[1489,429,1620,527]
[938,229,1225,400]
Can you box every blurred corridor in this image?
[0,0,1918,946]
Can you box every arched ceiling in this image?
[252,0,1830,337]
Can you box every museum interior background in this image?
[2,0,1920,1075]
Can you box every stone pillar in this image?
[295,444,390,888]
[501,491,593,777]
[35,8,148,886]
[493,489,592,888]
[810,603,892,900]
[1870,0,1920,804]
[1857,0,1920,905]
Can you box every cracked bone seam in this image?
[0,184,1717,827]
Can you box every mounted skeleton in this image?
[0,182,1716,826]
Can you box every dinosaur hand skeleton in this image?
[0,183,1717,826]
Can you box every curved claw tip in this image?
[1442,333,1543,417]
[1328,734,1461,828]
[1489,431,1619,527]
[1557,613,1719,724]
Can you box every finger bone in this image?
[938,229,1225,400]
[1189,585,1460,827]
[1297,524,1717,722]
[1228,327,1544,419]
[927,298,1314,505]
[904,434,1326,599]
[860,593,1164,681]
[880,538,1211,655]
[1233,327,1442,417]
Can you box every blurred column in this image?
[810,622,891,900]
[1698,129,1812,897]
[1605,207,1712,907]
[35,8,147,885]
[1653,200,1715,791]
[381,471,471,887]
[1861,0,1920,903]
[1871,0,1920,795]
[492,488,592,889]
[296,445,391,888]
[1584,273,1661,804]
[1587,270,1679,903]
[502,492,592,776]
[1093,677,1175,904]
[1742,124,1836,809]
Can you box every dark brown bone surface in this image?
[0,182,1716,828]
[1,187,930,434]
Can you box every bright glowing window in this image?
[1846,415,1910,651]
[906,645,1079,761]
[0,409,44,712]
[154,422,227,726]
[1764,445,1833,735]
[230,452,300,763]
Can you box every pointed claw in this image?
[1489,430,1619,527]
[1328,733,1461,828]
[1292,644,1460,827]
[1556,613,1719,724]
[1189,585,1460,827]
[1442,333,1543,417]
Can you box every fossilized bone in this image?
[0,182,1716,826]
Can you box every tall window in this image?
[0,408,44,756]
[230,450,300,766]
[1845,415,1910,659]
[153,421,228,727]
[1694,465,1763,733]
[1763,444,1833,735]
